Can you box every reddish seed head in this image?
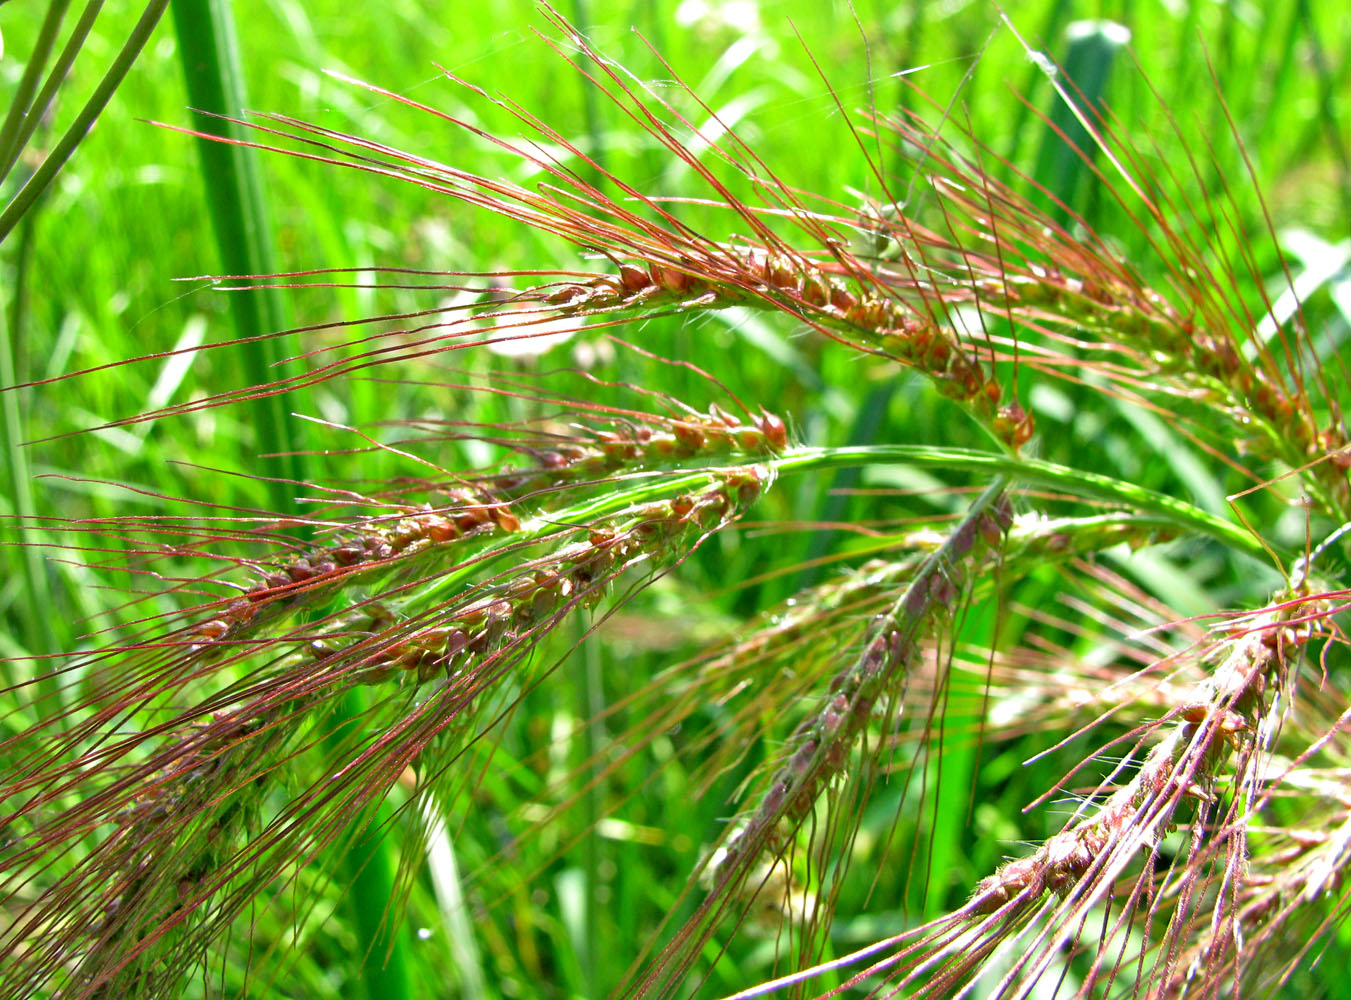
[726,465,768,505]
[651,263,691,292]
[618,264,650,292]
[672,422,706,451]
[823,695,849,733]
[801,274,828,307]
[454,508,488,532]
[791,739,819,775]
[924,336,952,369]
[696,494,730,529]
[948,519,977,559]
[861,636,887,677]
[887,629,911,664]
[425,519,459,543]
[546,283,585,305]
[993,494,1015,530]
[767,258,796,289]
[195,619,228,640]
[756,410,788,451]
[331,545,365,566]
[257,572,287,592]
[443,629,470,658]
[830,285,857,312]
[708,403,738,429]
[285,561,314,583]
[761,779,789,817]
[903,582,928,619]
[993,401,1036,448]
[929,572,957,606]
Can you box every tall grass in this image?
[3,2,1351,998]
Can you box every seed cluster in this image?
[190,490,518,644]
[308,465,774,688]
[542,251,1034,449]
[994,269,1350,512]
[496,406,788,497]
[969,597,1321,918]
[713,491,1014,887]
[80,713,273,996]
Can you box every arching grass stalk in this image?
[716,586,1338,1000]
[0,396,1262,997]
[0,436,778,998]
[767,445,1270,562]
[8,8,1351,998]
[152,13,1348,522]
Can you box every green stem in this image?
[402,444,1267,642]
[172,5,404,998]
[321,689,414,1000]
[171,0,305,513]
[1,0,106,180]
[770,445,1274,563]
[0,0,71,178]
[0,1,169,244]
[1,230,58,675]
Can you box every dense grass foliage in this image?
[3,2,1351,998]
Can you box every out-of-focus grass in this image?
[3,1,1349,996]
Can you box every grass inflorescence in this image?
[3,4,1351,999]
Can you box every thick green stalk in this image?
[1031,20,1130,223]
[410,443,1267,620]
[321,689,414,1000]
[172,4,406,997]
[171,0,305,512]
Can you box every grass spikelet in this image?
[770,587,1340,999]
[0,410,775,997]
